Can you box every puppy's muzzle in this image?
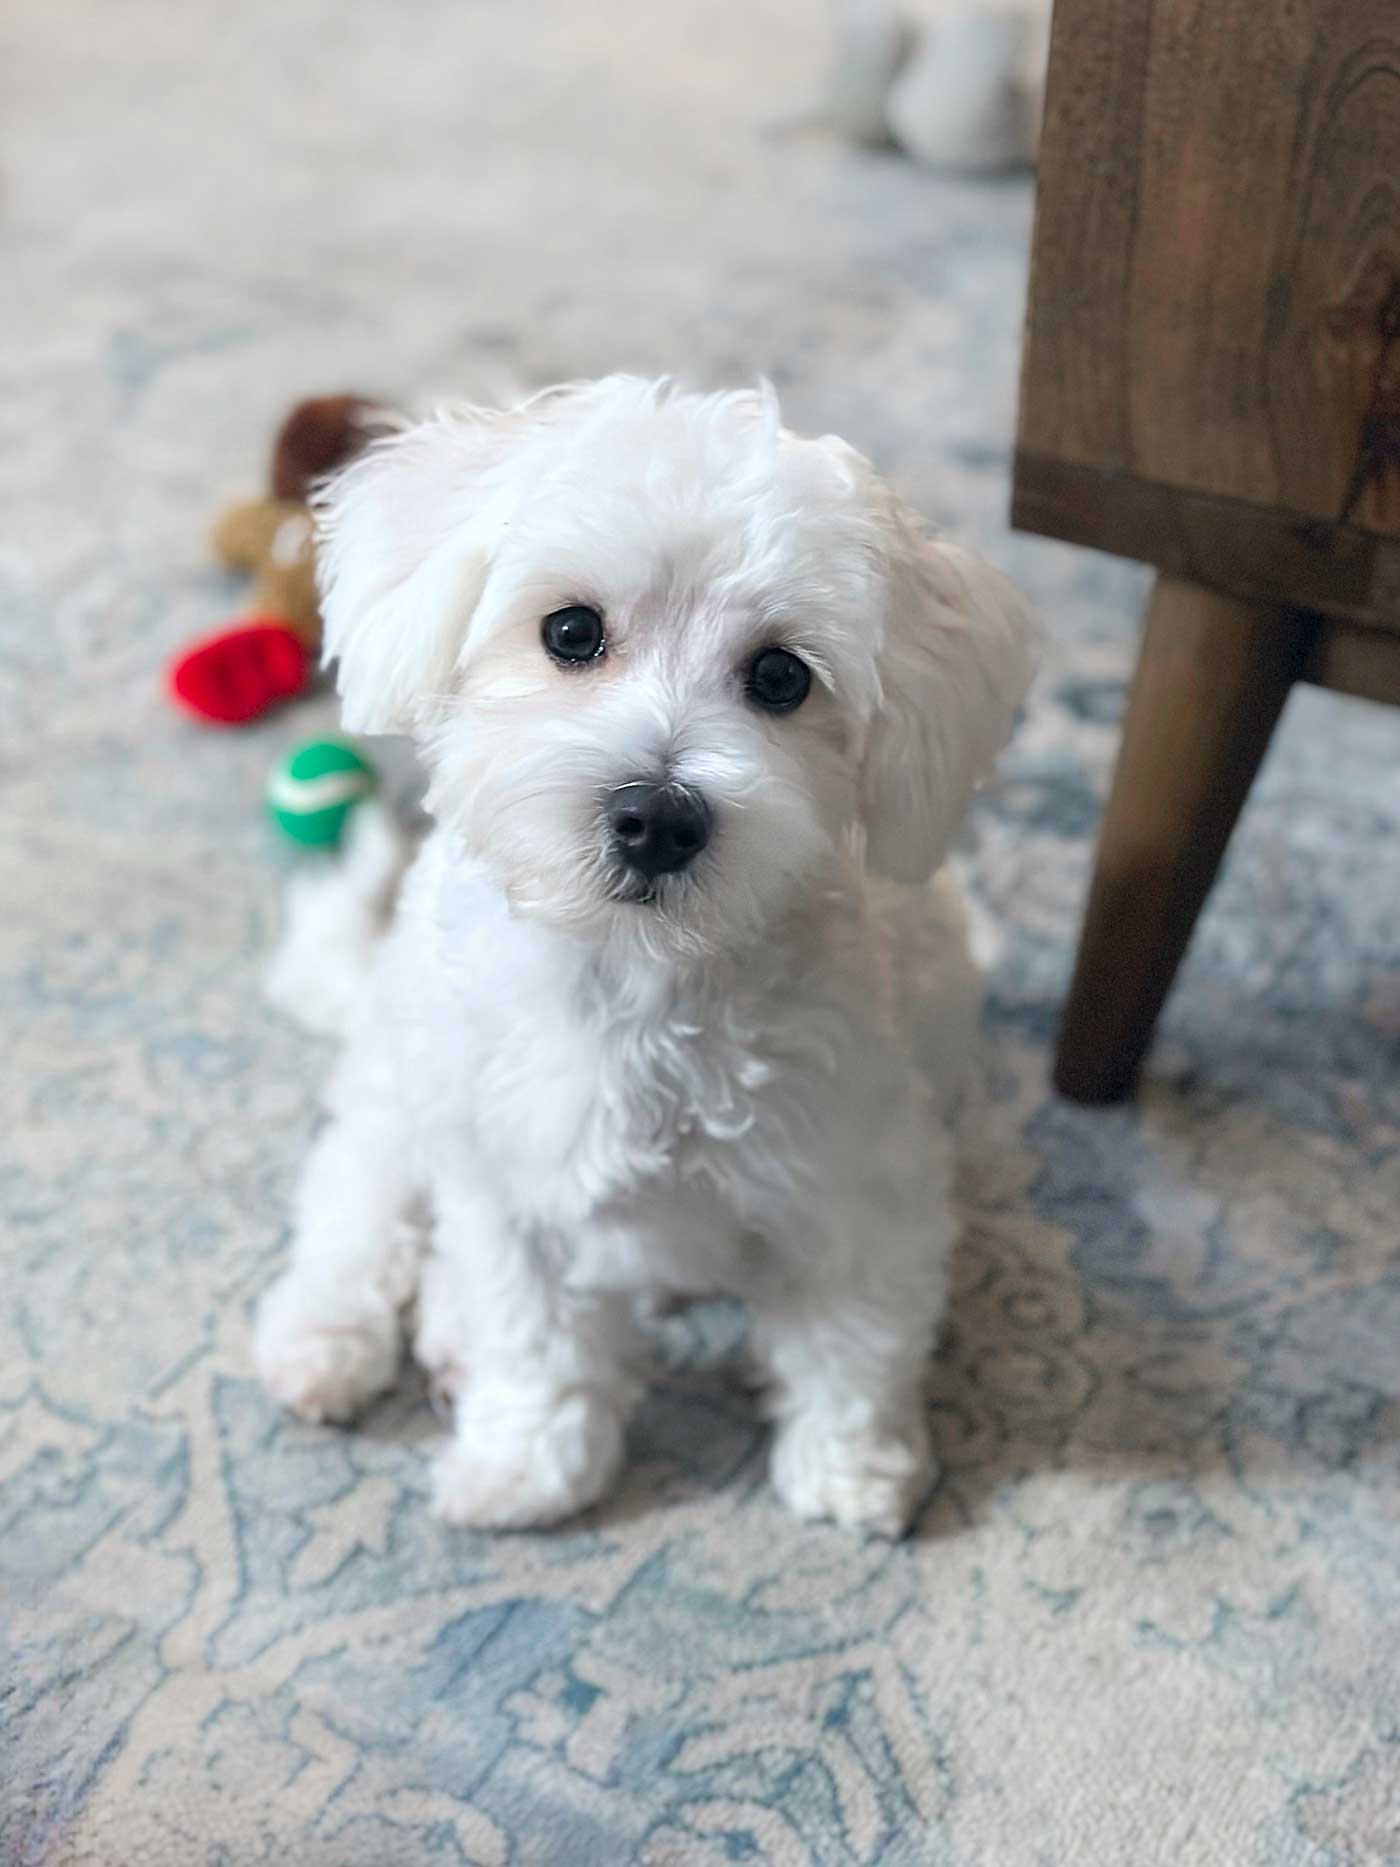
[607,781,711,882]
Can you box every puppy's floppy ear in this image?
[313,410,516,734]
[853,460,1040,884]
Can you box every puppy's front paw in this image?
[255,1274,401,1423]
[770,1411,934,1537]
[431,1391,624,1530]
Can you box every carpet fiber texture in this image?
[5,2,1400,1862]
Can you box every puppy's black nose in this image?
[607,782,710,880]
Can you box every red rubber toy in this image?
[167,619,311,726]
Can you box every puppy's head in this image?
[316,377,1037,958]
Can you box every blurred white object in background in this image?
[831,0,1050,172]
[828,0,914,145]
[888,8,1036,172]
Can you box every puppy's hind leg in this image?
[255,1032,421,1423]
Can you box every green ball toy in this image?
[266,737,379,846]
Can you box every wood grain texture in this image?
[1053,577,1315,1105]
[1303,613,1400,706]
[1014,0,1153,465]
[1019,0,1400,545]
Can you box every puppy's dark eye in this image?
[543,605,605,664]
[746,646,811,713]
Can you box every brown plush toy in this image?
[168,395,394,725]
[271,393,393,501]
[209,497,322,641]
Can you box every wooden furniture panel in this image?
[1014,455,1400,625]
[1018,0,1400,608]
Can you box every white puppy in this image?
[255,377,1037,1536]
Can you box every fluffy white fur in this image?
[255,376,1038,1536]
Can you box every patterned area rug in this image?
[5,2,1400,1862]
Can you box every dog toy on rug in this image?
[167,394,394,726]
[266,736,380,847]
[169,616,313,725]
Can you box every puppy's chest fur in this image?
[562,964,835,1203]
[385,835,873,1232]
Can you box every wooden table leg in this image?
[1053,575,1316,1104]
